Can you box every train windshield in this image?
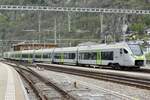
[128,44,143,56]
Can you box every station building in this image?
[13,43,57,51]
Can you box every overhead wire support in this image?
[100,13,103,36]
[68,12,71,32]
[54,18,57,45]
[38,12,41,43]
[0,5,149,14]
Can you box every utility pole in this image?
[54,18,57,44]
[68,12,71,32]
[58,34,61,46]
[100,13,103,34]
[122,15,128,42]
[105,35,107,44]
[38,12,41,43]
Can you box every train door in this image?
[114,48,124,66]
[118,48,129,66]
[96,50,101,65]
[122,48,130,66]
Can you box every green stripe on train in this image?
[135,55,145,60]
[96,50,101,65]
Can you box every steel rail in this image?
[26,67,76,100]
[5,62,76,100]
[4,61,134,99]
[3,61,144,99]
[16,69,48,100]
[3,61,150,99]
[29,63,137,99]
[35,63,150,90]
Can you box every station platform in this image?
[0,62,29,100]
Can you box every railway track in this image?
[4,61,141,100]
[135,68,150,73]
[102,67,150,74]
[4,61,150,89]
[4,60,150,90]
[16,68,48,100]
[7,63,76,100]
[6,63,138,100]
[32,63,150,90]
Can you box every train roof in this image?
[54,47,78,52]
[41,48,54,52]
[78,42,130,51]
[34,48,54,53]
[20,50,35,54]
[4,42,138,54]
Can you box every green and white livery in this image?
[4,42,146,69]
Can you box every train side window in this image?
[70,53,75,59]
[101,51,113,60]
[80,53,84,59]
[123,49,128,54]
[79,52,90,60]
[29,54,33,58]
[54,53,60,59]
[91,52,97,60]
[63,53,66,59]
[43,53,49,58]
[35,54,41,58]
[23,54,28,58]
[84,53,91,60]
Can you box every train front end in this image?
[128,44,146,67]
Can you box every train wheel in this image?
[99,66,103,69]
[111,63,120,70]
[109,63,113,69]
[115,64,120,70]
[110,64,116,70]
[135,67,140,70]
[130,67,140,70]
[120,66,125,70]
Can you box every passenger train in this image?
[3,42,146,69]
